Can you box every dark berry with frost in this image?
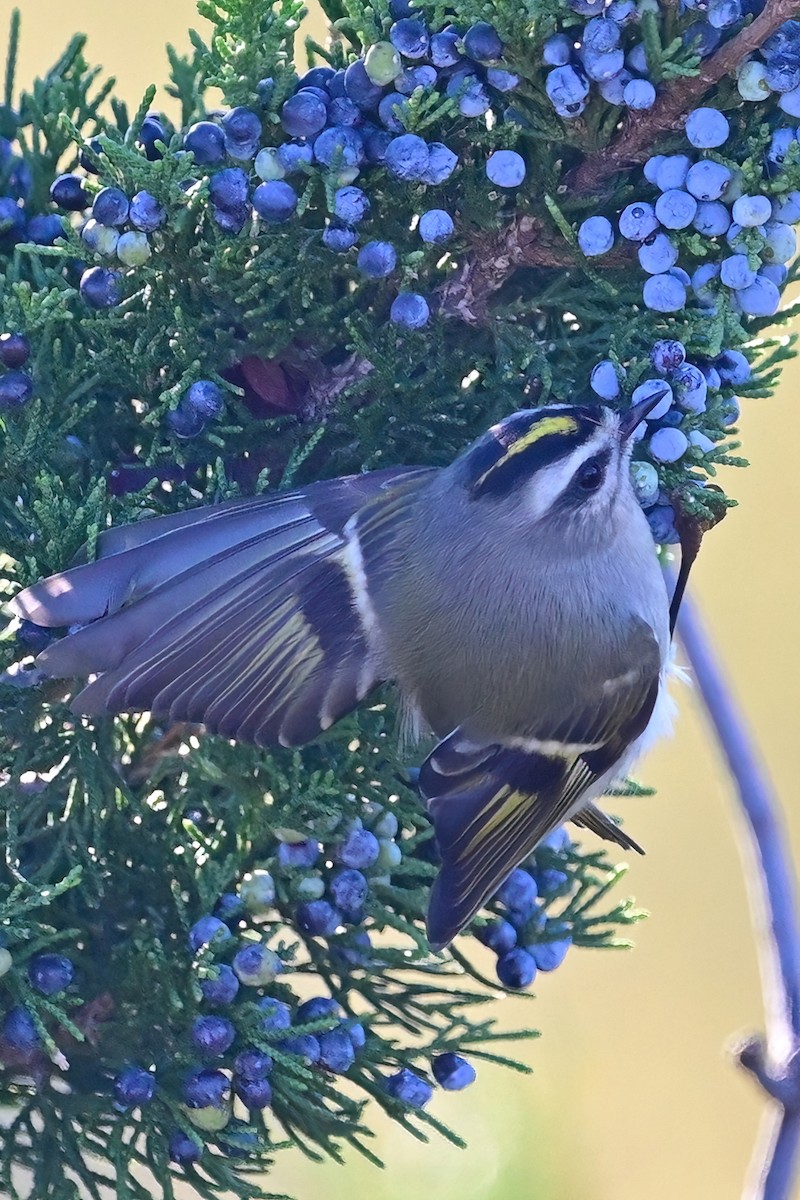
[169,1131,202,1164]
[329,868,368,918]
[2,1006,40,1053]
[189,915,232,951]
[138,114,167,160]
[432,1052,476,1089]
[79,267,122,309]
[114,1066,156,1107]
[184,121,225,164]
[130,191,166,232]
[496,947,537,989]
[0,331,30,367]
[277,839,319,869]
[296,996,342,1023]
[257,997,291,1033]
[50,174,86,210]
[191,1015,235,1057]
[0,370,33,410]
[476,919,517,955]
[183,1068,229,1108]
[336,828,380,869]
[92,187,130,227]
[253,180,298,223]
[383,1068,433,1107]
[281,1033,321,1063]
[200,964,240,1006]
[234,1075,273,1107]
[28,953,74,996]
[357,240,397,277]
[222,107,262,159]
[234,1048,273,1079]
[17,620,51,652]
[297,899,342,936]
[319,1028,356,1073]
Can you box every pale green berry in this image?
[255,147,286,181]
[374,811,399,839]
[365,41,403,85]
[183,1102,231,1132]
[233,943,282,985]
[723,169,747,205]
[630,460,660,506]
[0,948,12,978]
[329,166,360,188]
[376,839,402,870]
[274,827,308,843]
[116,231,151,267]
[737,59,771,102]
[295,875,325,900]
[95,225,120,256]
[239,869,275,914]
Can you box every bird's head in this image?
[454,393,667,547]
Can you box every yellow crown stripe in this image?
[475,414,580,489]
[501,414,579,461]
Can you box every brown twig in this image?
[302,225,630,413]
[126,721,197,786]
[436,215,574,324]
[305,351,377,420]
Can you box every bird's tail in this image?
[420,734,578,952]
[420,730,645,951]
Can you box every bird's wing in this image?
[420,624,662,950]
[9,468,433,747]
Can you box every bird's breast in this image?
[375,500,667,742]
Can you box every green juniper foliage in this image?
[0,0,799,1193]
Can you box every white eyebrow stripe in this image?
[522,417,616,520]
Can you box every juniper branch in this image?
[306,0,799,398]
[302,217,630,409]
[570,0,800,194]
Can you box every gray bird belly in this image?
[383,538,661,744]
[387,570,606,742]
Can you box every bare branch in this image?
[675,587,800,1200]
[304,352,376,419]
[437,216,571,324]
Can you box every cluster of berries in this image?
[0,331,32,413]
[34,13,525,349]
[0,951,75,1061]
[474,828,574,990]
[578,107,798,320]
[736,17,800,108]
[590,339,747,542]
[1,801,595,1166]
[543,0,769,121]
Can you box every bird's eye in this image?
[575,457,605,493]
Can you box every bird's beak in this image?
[618,385,671,440]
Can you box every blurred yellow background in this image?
[8,2,800,1196]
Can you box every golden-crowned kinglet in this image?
[10,395,676,950]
